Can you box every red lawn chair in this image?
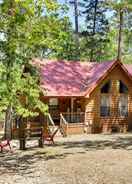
[43,127,59,144]
[0,139,12,152]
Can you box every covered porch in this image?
[46,97,86,136]
[48,97,85,124]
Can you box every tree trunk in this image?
[90,46,94,62]
[74,0,79,35]
[4,106,12,139]
[74,0,80,59]
[19,117,26,150]
[117,10,123,61]
[70,0,80,59]
[90,0,98,62]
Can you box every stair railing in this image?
[47,113,56,132]
[60,113,68,137]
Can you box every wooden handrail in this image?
[60,113,68,137]
[47,113,55,127]
[60,113,68,125]
[62,112,85,124]
[62,112,85,115]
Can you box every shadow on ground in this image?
[57,135,132,151]
[0,147,65,176]
[1,134,132,176]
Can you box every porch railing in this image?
[46,113,56,132]
[47,113,55,126]
[60,113,68,137]
[62,112,85,124]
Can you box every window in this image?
[118,95,128,117]
[119,80,128,93]
[100,81,111,117]
[101,80,111,93]
[100,95,110,117]
[49,98,58,110]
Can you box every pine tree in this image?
[123,12,132,63]
[106,0,132,61]
[81,0,109,62]
[69,0,80,59]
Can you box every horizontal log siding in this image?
[85,65,132,133]
[67,123,85,135]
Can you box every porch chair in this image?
[43,126,59,144]
[0,139,12,152]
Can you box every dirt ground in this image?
[1,134,132,184]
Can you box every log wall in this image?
[85,64,132,133]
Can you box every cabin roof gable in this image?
[84,61,132,97]
[32,59,132,97]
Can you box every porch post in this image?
[71,98,75,122]
[71,98,74,113]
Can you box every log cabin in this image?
[13,59,132,137]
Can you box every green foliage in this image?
[105,0,132,63]
[80,0,109,61]
[0,0,71,119]
[0,62,48,118]
[64,0,132,63]
[50,20,78,60]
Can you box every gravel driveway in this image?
[1,133,132,184]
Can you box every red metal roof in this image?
[124,64,132,76]
[32,59,132,97]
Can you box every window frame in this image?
[118,94,128,117]
[101,80,111,94]
[119,80,128,94]
[49,98,59,110]
[100,94,111,117]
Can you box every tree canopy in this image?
[0,0,74,138]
